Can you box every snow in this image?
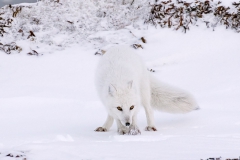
[1,0,240,55]
[0,0,150,53]
[1,0,240,160]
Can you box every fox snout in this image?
[121,117,132,127]
[125,122,130,126]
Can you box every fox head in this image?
[105,81,140,127]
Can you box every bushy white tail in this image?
[150,75,199,113]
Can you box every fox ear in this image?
[128,80,133,89]
[109,84,117,96]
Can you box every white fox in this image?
[95,46,198,135]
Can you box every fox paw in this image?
[145,126,157,131]
[118,128,129,135]
[95,127,107,132]
[129,125,141,135]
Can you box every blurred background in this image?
[0,0,36,8]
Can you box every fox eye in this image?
[117,107,122,111]
[130,105,134,110]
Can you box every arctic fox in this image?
[95,46,198,135]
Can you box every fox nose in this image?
[125,122,130,126]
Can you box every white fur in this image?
[150,76,198,113]
[94,46,198,135]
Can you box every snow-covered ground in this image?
[1,0,240,160]
[1,26,240,160]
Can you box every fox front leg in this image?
[144,104,157,131]
[116,120,129,135]
[143,99,157,131]
[128,115,141,135]
[116,116,141,135]
[141,88,157,131]
[143,105,157,131]
[95,115,114,132]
